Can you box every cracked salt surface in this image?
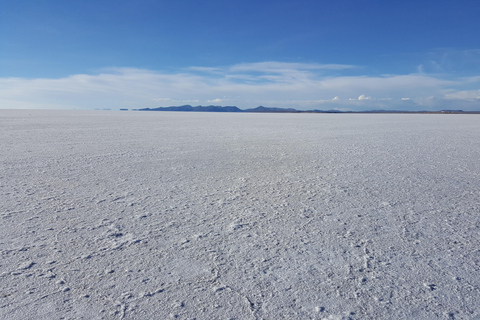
[1,110,480,319]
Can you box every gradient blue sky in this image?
[2,0,480,110]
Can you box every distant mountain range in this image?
[135,105,477,114]
[136,105,341,113]
[138,105,243,112]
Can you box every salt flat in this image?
[1,110,480,319]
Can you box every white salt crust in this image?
[1,110,479,319]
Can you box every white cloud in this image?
[358,94,371,100]
[401,97,410,100]
[444,89,480,100]
[1,62,480,111]
[207,98,223,103]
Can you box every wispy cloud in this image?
[228,61,356,72]
[207,98,223,103]
[1,62,479,111]
[444,89,480,100]
[421,48,480,75]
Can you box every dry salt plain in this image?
[1,110,480,320]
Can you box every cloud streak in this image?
[1,62,479,111]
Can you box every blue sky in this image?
[1,0,480,111]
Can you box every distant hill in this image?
[135,105,478,114]
[244,106,298,113]
[137,105,299,113]
[138,105,243,112]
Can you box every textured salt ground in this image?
[1,110,480,319]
